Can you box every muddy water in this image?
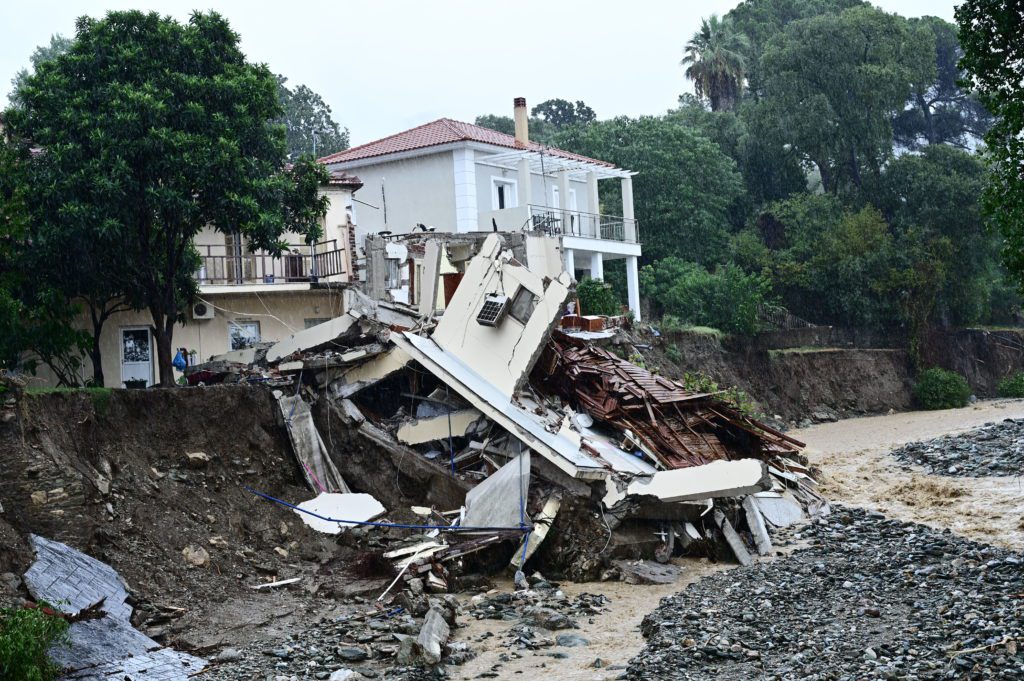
[450,400,1024,678]
[792,398,1024,550]
[452,561,727,680]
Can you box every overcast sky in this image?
[1,1,958,145]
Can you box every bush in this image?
[680,370,756,416]
[997,373,1024,398]
[0,603,69,681]
[913,368,971,410]
[575,278,621,317]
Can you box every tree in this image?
[531,99,596,127]
[758,6,934,193]
[5,10,330,386]
[681,15,750,112]
[7,34,71,108]
[957,0,1024,291]
[276,75,349,160]
[474,112,558,145]
[893,17,992,149]
[554,116,744,264]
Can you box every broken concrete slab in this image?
[419,238,442,317]
[612,559,681,585]
[462,451,530,530]
[23,535,206,679]
[753,493,805,528]
[510,495,561,569]
[743,496,773,557]
[294,492,386,534]
[266,313,358,364]
[397,606,451,666]
[714,509,754,567]
[330,346,413,398]
[625,459,771,503]
[279,394,350,494]
[396,409,482,445]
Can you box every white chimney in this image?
[513,97,529,146]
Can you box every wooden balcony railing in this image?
[196,240,345,285]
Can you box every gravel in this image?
[890,419,1024,477]
[625,506,1024,680]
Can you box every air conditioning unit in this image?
[191,302,215,320]
[476,294,510,327]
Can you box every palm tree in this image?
[681,15,750,112]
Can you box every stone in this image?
[520,607,574,630]
[30,491,48,506]
[335,647,368,662]
[329,670,357,681]
[182,545,210,567]
[612,560,680,585]
[215,648,242,662]
[184,452,210,469]
[556,633,590,647]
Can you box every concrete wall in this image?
[334,153,457,244]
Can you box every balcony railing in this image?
[196,240,345,286]
[526,205,638,243]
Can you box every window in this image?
[551,186,560,209]
[304,318,331,329]
[509,286,538,324]
[491,178,518,210]
[228,321,260,350]
[384,258,402,289]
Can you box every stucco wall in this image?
[25,291,344,389]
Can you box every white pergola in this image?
[476,148,636,181]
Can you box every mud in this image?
[792,398,1024,550]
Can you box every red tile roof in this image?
[317,118,614,168]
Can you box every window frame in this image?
[491,176,519,211]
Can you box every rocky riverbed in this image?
[625,506,1024,680]
[889,418,1024,477]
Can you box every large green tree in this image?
[5,10,329,386]
[6,34,71,109]
[276,75,349,160]
[681,15,750,112]
[757,5,934,193]
[957,0,1024,290]
[531,99,596,127]
[554,116,744,264]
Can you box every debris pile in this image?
[890,418,1024,476]
[177,232,823,668]
[625,506,1024,680]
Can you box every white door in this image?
[120,327,153,387]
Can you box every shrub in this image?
[0,603,69,681]
[681,370,756,416]
[997,372,1024,398]
[576,278,621,317]
[913,368,971,410]
[664,344,682,364]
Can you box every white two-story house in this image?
[319,98,642,319]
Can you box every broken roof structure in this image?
[187,231,818,582]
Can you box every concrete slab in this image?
[753,494,804,528]
[462,452,530,530]
[266,314,357,363]
[743,496,773,556]
[626,459,771,503]
[279,394,350,494]
[396,409,482,445]
[510,496,560,569]
[419,239,442,317]
[714,509,753,566]
[294,492,386,534]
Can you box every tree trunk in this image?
[916,91,935,145]
[149,304,178,387]
[815,159,834,194]
[89,334,104,388]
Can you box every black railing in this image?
[196,240,345,285]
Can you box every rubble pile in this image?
[890,419,1024,476]
[626,506,1024,680]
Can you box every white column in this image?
[626,255,641,321]
[589,251,604,281]
[558,170,571,234]
[453,147,477,233]
[586,172,600,215]
[621,176,636,242]
[517,158,532,210]
[563,248,576,281]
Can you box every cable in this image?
[197,296,298,334]
[244,486,529,532]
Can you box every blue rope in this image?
[244,486,530,533]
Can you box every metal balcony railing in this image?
[196,240,345,285]
[526,205,638,243]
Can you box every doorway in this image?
[120,327,153,388]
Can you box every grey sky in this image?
[1,1,958,146]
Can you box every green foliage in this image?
[757,5,935,193]
[6,34,71,108]
[575,278,621,317]
[997,373,1024,399]
[913,367,971,410]
[0,603,70,681]
[530,99,596,127]
[957,0,1024,295]
[680,371,756,415]
[4,11,330,386]
[681,15,750,112]
[664,344,682,364]
[554,116,744,264]
[641,258,772,336]
[276,75,349,160]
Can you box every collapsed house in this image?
[186,232,821,586]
